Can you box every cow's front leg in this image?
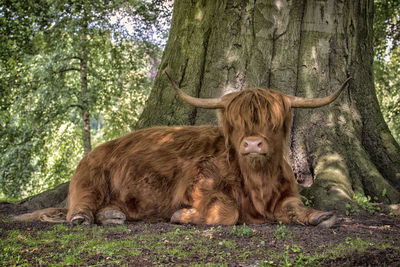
[67,197,96,226]
[274,197,336,227]
[171,198,239,225]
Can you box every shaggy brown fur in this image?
[15,88,335,227]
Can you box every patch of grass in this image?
[309,237,398,265]
[1,220,399,266]
[336,237,372,254]
[0,241,25,265]
[134,226,237,264]
[0,224,142,266]
[274,221,290,240]
[265,243,317,266]
[230,224,254,238]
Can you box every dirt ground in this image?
[1,202,400,266]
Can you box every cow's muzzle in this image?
[239,136,269,157]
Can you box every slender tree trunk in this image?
[79,8,91,155]
[137,0,400,210]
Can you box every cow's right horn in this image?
[287,77,352,108]
[164,70,225,109]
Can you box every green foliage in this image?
[373,0,400,60]
[345,193,381,215]
[0,0,170,198]
[303,196,314,208]
[374,0,400,144]
[374,47,400,143]
[345,203,359,215]
[354,193,381,213]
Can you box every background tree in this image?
[374,0,400,144]
[0,0,169,198]
[137,0,400,210]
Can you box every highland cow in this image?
[15,70,351,227]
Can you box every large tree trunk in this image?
[137,0,400,210]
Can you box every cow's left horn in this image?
[288,77,352,108]
[164,70,225,109]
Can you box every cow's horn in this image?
[288,77,352,108]
[164,70,225,109]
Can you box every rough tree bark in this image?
[137,0,400,210]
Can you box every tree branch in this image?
[55,68,81,74]
[69,104,84,110]
[88,69,113,82]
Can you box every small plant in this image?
[230,223,254,238]
[257,240,266,248]
[174,227,181,235]
[345,203,359,215]
[260,260,275,266]
[382,188,387,198]
[280,244,314,266]
[353,193,381,214]
[209,225,222,235]
[238,251,251,259]
[274,221,289,240]
[304,196,314,208]
[389,210,400,216]
[345,193,382,215]
[282,244,291,266]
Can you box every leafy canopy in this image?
[373,0,400,144]
[0,0,170,198]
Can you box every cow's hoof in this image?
[97,209,126,225]
[70,213,92,226]
[170,208,201,224]
[170,209,184,224]
[309,211,336,228]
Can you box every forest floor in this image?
[1,202,400,266]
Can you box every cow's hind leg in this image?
[96,206,126,225]
[275,197,336,227]
[171,195,239,225]
[13,208,68,223]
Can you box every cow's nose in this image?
[240,137,266,155]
